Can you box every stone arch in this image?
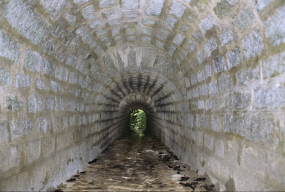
[0,0,285,191]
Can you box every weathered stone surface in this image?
[235,66,259,85]
[0,145,22,172]
[197,70,205,82]
[0,31,20,62]
[213,55,227,73]
[173,33,185,46]
[242,30,264,60]
[195,114,200,127]
[5,95,23,112]
[218,74,232,92]
[23,49,42,73]
[0,120,8,143]
[204,134,214,151]
[121,0,139,9]
[15,74,30,88]
[263,51,285,78]
[205,65,211,78]
[253,0,273,12]
[26,93,43,113]
[35,78,46,90]
[25,139,41,164]
[204,38,217,57]
[192,30,203,43]
[145,0,164,16]
[45,96,54,111]
[235,8,254,31]
[264,5,285,46]
[209,80,218,94]
[230,91,251,109]
[0,68,11,86]
[199,84,208,96]
[226,47,242,69]
[223,114,244,136]
[211,116,221,132]
[5,0,49,47]
[169,1,186,18]
[40,0,66,20]
[36,117,51,133]
[10,119,33,140]
[220,28,233,46]
[254,84,285,108]
[163,15,177,30]
[157,28,169,41]
[49,80,61,93]
[199,15,218,34]
[81,5,96,20]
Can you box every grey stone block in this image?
[36,117,51,133]
[25,139,41,165]
[192,30,203,43]
[235,66,259,85]
[45,96,54,111]
[199,84,209,96]
[173,33,185,46]
[10,119,33,140]
[0,120,8,143]
[226,47,242,69]
[220,28,233,46]
[223,114,244,136]
[5,95,23,112]
[55,97,64,111]
[211,116,222,132]
[205,65,211,78]
[230,91,251,109]
[15,74,31,89]
[253,0,273,12]
[235,8,254,31]
[145,0,164,16]
[197,70,205,82]
[163,15,177,30]
[55,67,68,82]
[202,114,210,129]
[218,74,232,92]
[49,80,60,93]
[81,5,96,20]
[204,38,217,57]
[199,15,218,34]
[169,1,186,18]
[26,93,43,113]
[0,31,20,62]
[197,50,207,63]
[0,145,22,172]
[39,0,67,20]
[4,0,49,47]
[35,78,46,91]
[209,80,218,94]
[0,68,11,86]
[23,49,42,73]
[195,114,200,128]
[242,30,264,60]
[213,55,227,73]
[69,72,78,84]
[121,0,139,9]
[254,84,285,108]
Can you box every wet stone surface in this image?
[57,134,214,191]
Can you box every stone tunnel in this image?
[0,0,285,191]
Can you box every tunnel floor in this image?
[56,133,214,191]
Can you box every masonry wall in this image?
[0,0,285,191]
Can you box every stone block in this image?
[242,30,264,60]
[190,74,197,85]
[230,91,251,109]
[241,146,265,176]
[169,1,186,18]
[42,136,55,158]
[23,49,42,73]
[213,55,227,73]
[15,74,31,89]
[195,114,200,128]
[4,0,49,47]
[209,80,218,94]
[223,114,244,136]
[199,84,208,96]
[204,134,214,151]
[264,5,285,46]
[5,95,23,112]
[0,31,20,62]
[263,51,285,78]
[55,97,64,111]
[253,0,273,12]
[220,28,233,46]
[202,114,210,129]
[197,70,205,82]
[199,15,218,34]
[81,5,96,20]
[45,96,54,111]
[53,116,63,132]
[235,66,259,85]
[0,144,22,172]
[186,90,191,100]
[57,132,73,150]
[0,68,11,86]
[36,117,51,133]
[142,18,156,27]
[35,78,46,90]
[235,8,254,31]
[196,131,203,147]
[55,66,68,82]
[244,113,279,147]
[204,38,217,57]
[198,100,204,109]
[25,139,41,165]
[26,93,43,113]
[78,76,85,88]
[10,119,33,140]
[205,99,212,110]
[128,50,136,66]
[173,33,185,46]
[145,0,164,16]
[69,72,78,84]
[218,74,232,92]
[226,47,242,69]
[204,64,211,78]
[214,0,237,19]
[49,80,60,93]
[121,0,139,9]
[40,0,67,20]
[254,84,285,108]
[192,30,203,43]
[186,39,196,53]
[102,10,117,19]
[215,139,224,157]
[197,50,206,63]
[0,120,8,143]
[211,116,221,132]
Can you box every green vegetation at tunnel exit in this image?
[130,109,146,137]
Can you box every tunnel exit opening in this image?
[130,109,147,137]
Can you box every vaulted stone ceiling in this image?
[0,0,285,191]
